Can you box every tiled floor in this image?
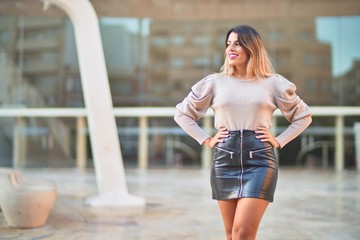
[0,167,359,240]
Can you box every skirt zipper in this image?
[214,146,234,158]
[239,129,244,198]
[249,146,273,158]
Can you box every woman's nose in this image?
[227,43,236,50]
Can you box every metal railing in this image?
[0,106,360,171]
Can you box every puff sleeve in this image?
[273,75,312,148]
[174,74,214,144]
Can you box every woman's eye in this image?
[226,42,240,48]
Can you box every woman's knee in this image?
[232,225,256,240]
[224,226,233,240]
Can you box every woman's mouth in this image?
[229,54,238,59]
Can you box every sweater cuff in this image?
[198,134,211,145]
[275,136,286,149]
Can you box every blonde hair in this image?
[220,25,275,79]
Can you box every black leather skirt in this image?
[211,130,278,202]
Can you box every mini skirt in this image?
[211,130,278,202]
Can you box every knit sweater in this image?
[174,73,312,148]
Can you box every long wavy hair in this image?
[220,25,275,79]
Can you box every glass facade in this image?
[0,9,359,169]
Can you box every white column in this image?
[40,0,145,207]
[335,115,344,171]
[13,117,26,168]
[76,117,87,169]
[201,116,212,169]
[354,122,360,171]
[138,116,148,169]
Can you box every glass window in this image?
[42,52,58,62]
[213,53,223,67]
[272,49,290,67]
[0,30,10,42]
[320,81,330,92]
[356,85,360,95]
[152,36,168,47]
[305,77,316,92]
[192,35,210,45]
[299,30,312,40]
[170,58,184,68]
[1,4,360,169]
[304,52,314,65]
[173,80,182,90]
[316,16,360,77]
[153,82,165,93]
[267,30,284,41]
[153,62,166,73]
[192,57,210,67]
[112,82,133,94]
[217,34,225,46]
[66,77,82,92]
[171,35,185,45]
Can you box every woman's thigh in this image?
[233,198,269,238]
[217,200,238,234]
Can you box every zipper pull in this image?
[230,152,233,158]
[249,151,253,158]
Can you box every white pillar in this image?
[335,115,344,171]
[13,117,26,168]
[201,116,212,169]
[354,122,360,171]
[40,0,145,207]
[76,117,87,169]
[138,116,148,169]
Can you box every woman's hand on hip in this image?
[203,126,229,148]
[255,126,280,148]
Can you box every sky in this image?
[316,16,360,77]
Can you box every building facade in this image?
[0,0,359,168]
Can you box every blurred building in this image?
[335,60,360,106]
[0,16,71,167]
[149,18,334,106]
[63,21,148,107]
[149,20,221,104]
[0,0,359,168]
[0,4,348,109]
[0,16,65,107]
[255,19,334,106]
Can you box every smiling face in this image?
[220,25,274,78]
[226,32,249,69]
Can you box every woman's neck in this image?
[233,67,248,79]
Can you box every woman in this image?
[174,25,312,240]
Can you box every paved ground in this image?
[0,167,359,240]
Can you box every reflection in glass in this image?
[1,13,360,169]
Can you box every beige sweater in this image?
[174,73,312,148]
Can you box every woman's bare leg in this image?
[232,198,269,240]
[217,199,238,240]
